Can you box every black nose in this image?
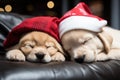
[75,55,85,63]
[35,53,45,59]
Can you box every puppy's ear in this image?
[54,40,64,54]
[47,36,65,54]
[98,28,113,53]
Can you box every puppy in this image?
[58,2,120,63]
[61,27,120,63]
[6,31,65,62]
[3,16,65,63]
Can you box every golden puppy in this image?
[4,16,65,63]
[6,31,65,62]
[61,27,120,63]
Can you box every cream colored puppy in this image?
[6,31,65,62]
[61,27,120,63]
[58,2,120,62]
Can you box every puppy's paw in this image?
[96,52,109,61]
[43,54,52,62]
[6,49,25,61]
[51,52,65,62]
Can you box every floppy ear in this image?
[98,28,113,53]
[53,40,64,54]
[48,36,65,55]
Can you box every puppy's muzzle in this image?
[35,53,45,60]
[75,55,85,63]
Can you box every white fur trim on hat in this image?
[59,16,107,38]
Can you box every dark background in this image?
[0,0,119,27]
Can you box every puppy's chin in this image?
[42,54,52,62]
[26,54,51,63]
[83,53,96,63]
[71,54,96,63]
[70,47,96,63]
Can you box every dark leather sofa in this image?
[0,12,120,80]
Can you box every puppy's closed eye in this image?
[78,33,94,44]
[25,44,34,48]
[78,37,92,44]
[20,45,32,55]
[20,41,36,55]
[78,34,94,44]
[22,44,33,50]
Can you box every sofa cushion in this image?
[0,59,119,80]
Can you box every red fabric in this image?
[59,2,104,23]
[3,16,60,48]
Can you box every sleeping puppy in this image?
[3,16,65,62]
[6,31,65,62]
[61,27,120,63]
[59,2,120,63]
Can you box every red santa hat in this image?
[3,16,59,48]
[59,2,107,38]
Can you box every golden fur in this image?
[6,31,65,62]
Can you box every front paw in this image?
[51,52,65,62]
[6,49,25,61]
[96,52,109,61]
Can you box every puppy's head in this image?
[61,30,99,63]
[19,31,64,62]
